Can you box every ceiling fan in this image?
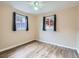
[30,1,44,11]
[33,1,39,10]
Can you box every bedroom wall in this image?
[0,2,79,52]
[37,7,77,49]
[0,5,3,47]
[0,4,37,52]
[76,6,79,54]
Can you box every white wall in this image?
[76,6,79,54]
[0,3,79,53]
[0,4,3,48]
[0,4,37,52]
[37,7,77,49]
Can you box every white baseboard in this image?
[38,40,76,50]
[0,40,35,52]
[76,49,79,54]
[0,39,77,53]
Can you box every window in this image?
[13,12,28,31]
[43,15,56,31]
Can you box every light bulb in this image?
[34,7,38,11]
[35,1,39,6]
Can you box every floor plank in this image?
[0,41,79,58]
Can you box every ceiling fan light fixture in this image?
[34,6,38,10]
[34,1,39,6]
[33,1,39,11]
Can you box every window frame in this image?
[12,12,29,31]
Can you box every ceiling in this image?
[2,1,79,14]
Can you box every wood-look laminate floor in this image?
[0,41,79,58]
